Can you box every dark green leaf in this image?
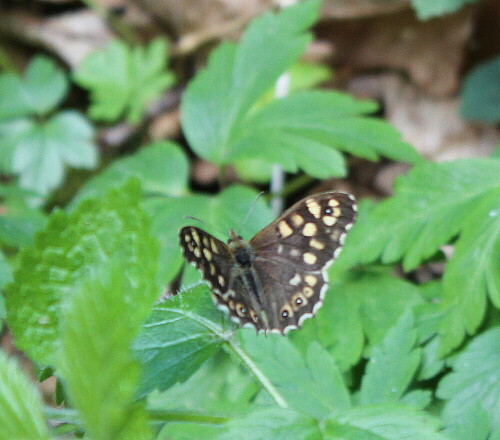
[134,284,226,395]
[74,38,175,123]
[0,350,50,440]
[410,0,477,19]
[437,327,500,433]
[73,141,188,206]
[0,56,67,119]
[5,180,158,365]
[460,56,500,123]
[359,311,421,405]
[59,261,156,440]
[238,332,350,418]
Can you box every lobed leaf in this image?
[74,38,175,123]
[359,311,421,405]
[0,351,49,440]
[5,180,158,365]
[437,327,500,434]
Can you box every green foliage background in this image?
[0,1,498,440]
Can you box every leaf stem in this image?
[226,337,288,409]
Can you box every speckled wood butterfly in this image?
[179,191,357,334]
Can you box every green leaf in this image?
[0,201,47,248]
[359,311,421,405]
[5,180,158,365]
[238,332,350,418]
[340,159,500,271]
[134,284,227,396]
[0,350,49,440]
[460,56,500,123]
[0,55,68,119]
[218,408,321,440]
[74,38,175,123]
[443,401,490,440]
[72,141,189,206]
[144,185,274,284]
[325,404,447,440]
[0,110,97,201]
[439,189,500,353]
[59,261,155,440]
[181,1,324,163]
[437,327,500,433]
[411,0,477,19]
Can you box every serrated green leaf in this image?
[439,187,500,354]
[359,311,421,405]
[411,0,477,19]
[0,350,49,440]
[0,56,68,119]
[437,327,500,433]
[340,159,500,271]
[134,284,226,395]
[5,180,158,365]
[0,110,97,202]
[59,260,155,440]
[144,185,274,284]
[72,141,189,206]
[460,56,500,123]
[218,408,321,440]
[238,332,350,418]
[443,401,490,440]
[74,38,175,123]
[325,404,447,440]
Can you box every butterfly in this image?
[179,191,357,334]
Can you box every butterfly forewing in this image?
[178,191,357,334]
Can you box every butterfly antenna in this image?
[237,191,265,235]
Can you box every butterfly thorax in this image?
[227,229,253,267]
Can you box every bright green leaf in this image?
[440,189,500,353]
[73,141,189,206]
[443,401,490,440]
[359,311,421,405]
[134,284,227,395]
[340,159,500,271]
[325,404,447,440]
[59,261,155,440]
[411,0,477,19]
[460,56,500,123]
[0,350,49,440]
[5,180,158,365]
[144,185,274,284]
[238,332,350,418]
[74,38,175,123]
[219,408,321,440]
[0,110,97,202]
[0,56,67,119]
[437,327,500,433]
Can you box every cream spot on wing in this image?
[310,238,325,250]
[292,292,307,310]
[291,214,304,227]
[278,220,293,238]
[210,239,219,254]
[279,304,294,320]
[184,234,191,242]
[303,252,317,265]
[328,199,340,207]
[306,199,322,218]
[203,248,212,261]
[303,222,317,237]
[303,286,314,298]
[209,262,216,275]
[193,248,201,258]
[203,236,210,247]
[290,249,300,257]
[218,275,225,287]
[289,274,301,286]
[323,215,337,226]
[277,244,284,254]
[331,229,342,241]
[304,275,317,286]
[333,207,341,217]
[191,229,200,244]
